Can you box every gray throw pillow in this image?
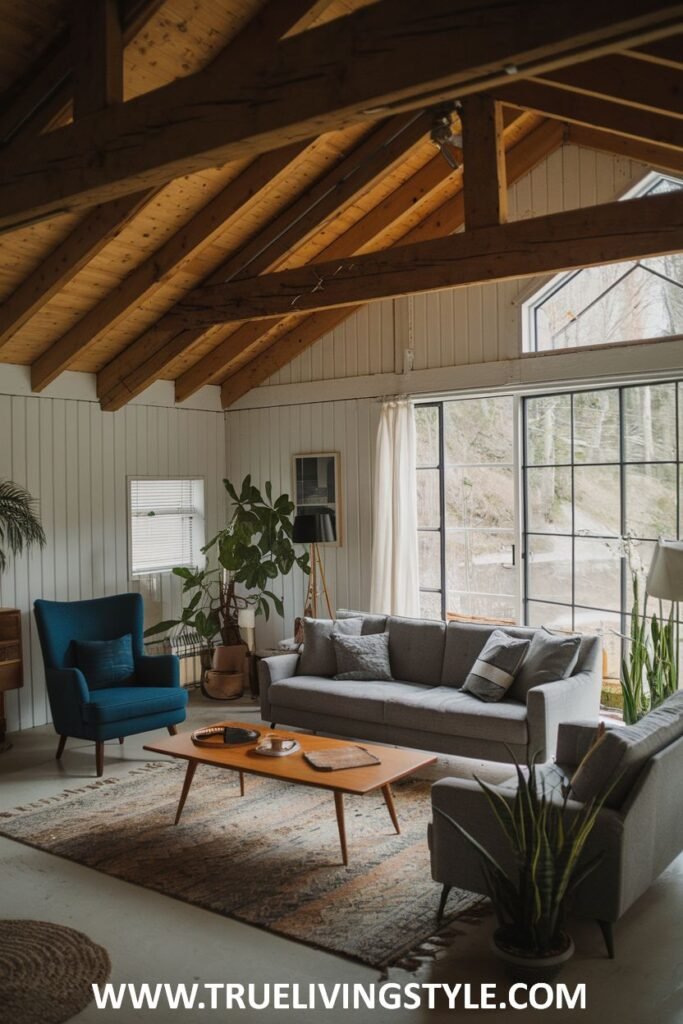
[333,632,393,681]
[461,629,531,703]
[298,617,363,677]
[509,627,581,702]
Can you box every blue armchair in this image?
[34,593,187,776]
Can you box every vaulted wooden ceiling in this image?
[0,0,681,410]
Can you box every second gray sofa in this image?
[259,611,602,763]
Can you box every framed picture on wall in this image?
[292,452,341,546]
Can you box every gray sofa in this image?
[429,691,683,956]
[259,611,602,763]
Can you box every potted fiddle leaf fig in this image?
[145,476,308,697]
[436,760,606,978]
[0,479,46,573]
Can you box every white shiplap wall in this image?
[263,145,651,385]
[225,399,379,648]
[0,393,226,733]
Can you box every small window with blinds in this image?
[128,477,205,577]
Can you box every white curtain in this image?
[370,397,420,617]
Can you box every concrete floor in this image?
[1,693,682,1024]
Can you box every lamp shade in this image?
[646,540,683,600]
[292,511,335,544]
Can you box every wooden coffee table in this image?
[144,724,436,865]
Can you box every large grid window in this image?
[523,172,683,354]
[128,477,205,576]
[524,383,682,675]
[415,397,517,621]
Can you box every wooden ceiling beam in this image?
[0,0,327,363]
[183,189,683,327]
[178,118,558,399]
[497,80,683,150]
[566,123,683,174]
[174,156,458,400]
[71,0,124,120]
[625,36,683,69]
[29,140,308,392]
[535,54,683,118]
[461,94,508,228]
[0,0,166,145]
[215,119,566,406]
[0,189,154,354]
[0,0,680,231]
[96,110,432,410]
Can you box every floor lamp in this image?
[646,538,683,688]
[293,512,335,619]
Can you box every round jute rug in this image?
[0,920,111,1024]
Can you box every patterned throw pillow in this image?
[74,634,135,690]
[332,632,394,681]
[461,629,531,703]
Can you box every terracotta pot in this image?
[491,929,574,982]
[202,670,244,701]
[212,643,247,673]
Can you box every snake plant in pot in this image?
[436,760,606,977]
[145,476,308,698]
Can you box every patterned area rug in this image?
[0,761,484,970]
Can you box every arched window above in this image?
[522,172,683,354]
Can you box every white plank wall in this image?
[225,399,379,649]
[263,145,649,385]
[0,394,226,733]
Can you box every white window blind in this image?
[129,478,204,576]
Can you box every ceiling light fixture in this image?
[429,102,462,171]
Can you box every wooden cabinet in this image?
[0,608,23,743]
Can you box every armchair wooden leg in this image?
[118,737,124,744]
[56,735,67,760]
[597,919,615,959]
[437,884,452,923]
[95,741,104,778]
[167,725,178,736]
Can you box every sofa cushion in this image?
[336,609,388,635]
[333,632,393,681]
[509,628,581,702]
[82,685,188,725]
[269,676,430,725]
[387,616,446,685]
[384,686,528,745]
[462,630,531,703]
[570,690,683,808]
[75,634,135,690]
[298,616,363,677]
[440,622,538,687]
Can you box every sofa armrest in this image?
[45,667,90,735]
[136,653,180,688]
[527,669,601,762]
[258,653,299,721]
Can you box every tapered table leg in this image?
[381,784,400,834]
[334,791,348,866]
[239,771,245,797]
[174,759,198,824]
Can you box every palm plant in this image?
[436,761,606,958]
[0,479,46,573]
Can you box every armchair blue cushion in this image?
[34,593,187,776]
